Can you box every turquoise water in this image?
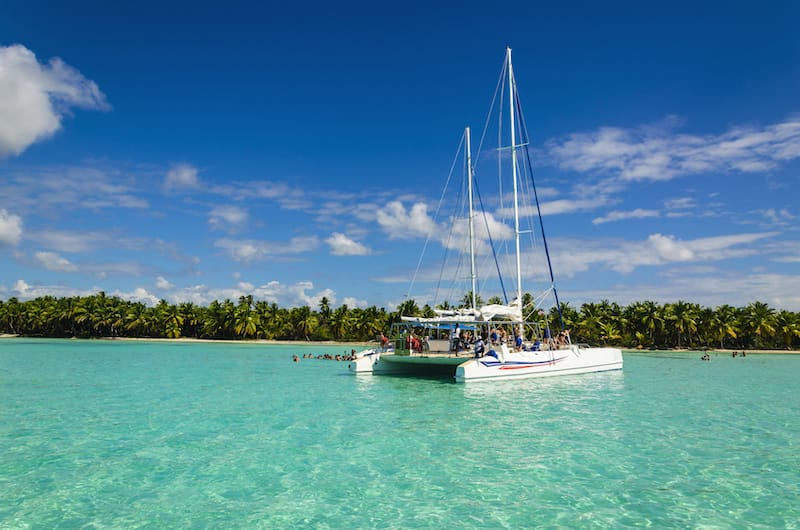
[1,340,798,529]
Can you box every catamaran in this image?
[350,47,623,382]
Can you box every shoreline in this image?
[1,334,797,354]
[0,334,368,347]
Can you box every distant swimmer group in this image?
[700,350,747,361]
[292,349,358,362]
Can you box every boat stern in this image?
[349,349,381,374]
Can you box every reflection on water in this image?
[461,369,625,404]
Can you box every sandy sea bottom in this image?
[1,339,798,528]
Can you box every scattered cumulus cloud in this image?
[325,232,371,256]
[376,201,436,239]
[209,205,249,232]
[28,230,108,253]
[0,209,23,246]
[155,276,173,289]
[4,165,148,213]
[111,287,160,306]
[34,251,77,272]
[162,280,338,308]
[547,115,800,182]
[164,164,199,190]
[342,296,369,309]
[593,208,660,225]
[552,231,778,277]
[664,197,696,210]
[0,44,110,158]
[215,236,319,262]
[521,197,615,217]
[757,208,796,227]
[6,279,97,300]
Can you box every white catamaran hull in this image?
[455,345,622,382]
[350,344,622,382]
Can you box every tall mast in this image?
[466,126,477,311]
[507,47,523,308]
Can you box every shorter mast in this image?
[466,127,477,312]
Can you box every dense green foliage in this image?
[1,293,798,350]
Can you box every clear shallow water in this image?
[1,340,798,529]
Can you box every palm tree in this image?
[396,299,420,319]
[578,302,604,343]
[774,310,799,350]
[639,300,662,346]
[156,299,184,339]
[460,291,484,309]
[234,298,258,339]
[293,306,318,341]
[711,305,739,349]
[330,304,354,340]
[669,300,698,348]
[257,301,288,339]
[599,321,622,344]
[125,302,151,337]
[318,297,331,326]
[741,301,776,349]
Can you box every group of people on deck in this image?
[447,323,572,358]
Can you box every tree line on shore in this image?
[0,292,798,350]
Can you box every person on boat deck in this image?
[515,334,523,351]
[452,323,461,352]
[489,329,498,345]
[474,335,486,358]
[380,333,389,350]
[543,327,552,349]
[553,329,569,347]
[406,333,421,352]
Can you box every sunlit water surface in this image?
[1,339,797,528]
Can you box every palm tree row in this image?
[1,293,798,350]
[0,293,389,342]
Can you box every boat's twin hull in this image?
[455,346,622,382]
[349,345,622,382]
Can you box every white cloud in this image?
[209,205,249,232]
[593,208,660,225]
[757,208,796,227]
[34,251,78,272]
[156,276,173,289]
[552,231,778,277]
[663,197,695,210]
[0,209,23,246]
[214,236,319,262]
[0,44,109,158]
[547,115,800,182]
[29,230,108,253]
[111,287,160,306]
[164,164,199,190]
[445,211,513,254]
[162,279,339,308]
[572,271,800,312]
[376,201,436,239]
[646,233,695,262]
[4,165,149,213]
[325,232,370,256]
[343,296,369,309]
[7,279,98,300]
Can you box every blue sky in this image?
[1,0,799,311]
